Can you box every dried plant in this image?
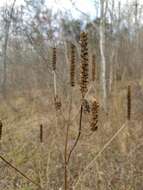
[66,32,89,168]
[40,124,43,143]
[80,32,89,98]
[70,44,76,87]
[52,47,56,71]
[90,99,99,131]
[127,85,131,120]
[54,95,62,111]
[92,54,96,81]
[64,33,89,189]
[52,47,57,98]
[0,121,3,141]
[82,99,90,113]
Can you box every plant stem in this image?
[64,90,73,190]
[67,104,83,164]
[64,121,70,190]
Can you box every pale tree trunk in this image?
[108,0,117,94]
[109,50,115,93]
[99,0,107,111]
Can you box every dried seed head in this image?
[40,124,43,143]
[54,95,62,111]
[52,47,56,71]
[127,85,131,120]
[92,54,96,81]
[90,99,99,131]
[0,121,3,140]
[82,99,90,113]
[70,44,76,87]
[80,32,89,98]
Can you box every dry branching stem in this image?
[67,104,83,164]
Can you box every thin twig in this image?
[72,122,128,189]
[0,155,42,189]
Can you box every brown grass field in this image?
[0,78,143,190]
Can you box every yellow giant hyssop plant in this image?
[63,32,99,190]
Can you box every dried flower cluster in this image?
[70,44,76,87]
[40,124,43,143]
[52,47,56,71]
[0,121,3,140]
[80,32,89,98]
[82,99,90,113]
[92,54,96,81]
[90,99,99,131]
[127,85,131,120]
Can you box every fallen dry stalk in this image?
[0,155,42,189]
[72,122,128,189]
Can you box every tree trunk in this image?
[100,0,107,111]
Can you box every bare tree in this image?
[1,0,17,111]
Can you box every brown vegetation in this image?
[0,1,143,190]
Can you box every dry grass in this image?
[0,79,143,190]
